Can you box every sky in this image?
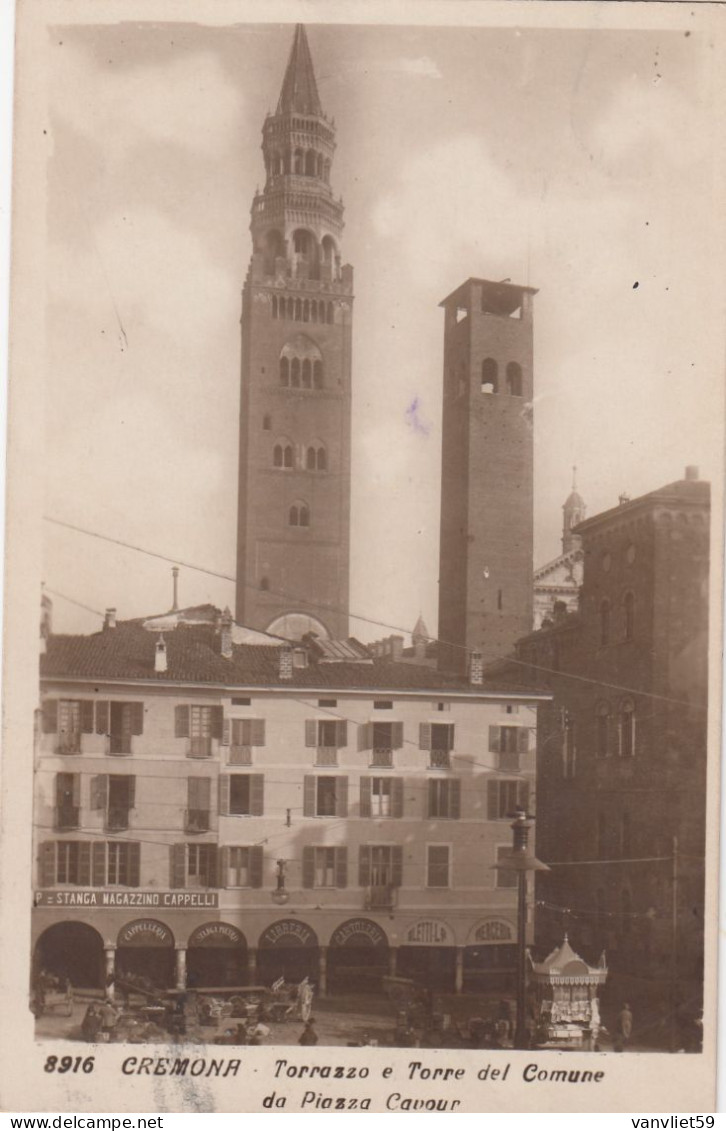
[41,16,724,642]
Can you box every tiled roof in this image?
[40,620,541,696]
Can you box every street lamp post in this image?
[496,808,549,1050]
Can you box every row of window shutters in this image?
[42,702,530,755]
[52,774,531,823]
[37,842,515,892]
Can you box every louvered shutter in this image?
[250,845,264,889]
[127,776,136,809]
[427,779,436,818]
[38,842,56,886]
[188,777,209,809]
[207,845,219,887]
[42,699,58,734]
[359,776,372,818]
[391,777,404,819]
[128,842,141,887]
[250,774,264,816]
[336,720,348,748]
[170,844,186,888]
[392,846,403,887]
[488,726,501,753]
[335,776,348,817]
[218,847,229,888]
[517,728,529,754]
[211,707,224,740]
[92,842,106,886]
[305,720,317,747]
[221,718,230,746]
[251,719,266,746]
[419,723,431,750]
[358,845,371,887]
[218,775,230,816]
[81,701,94,734]
[95,701,109,736]
[446,724,455,751]
[303,776,316,817]
[357,723,371,752]
[79,842,91,886]
[335,847,348,888]
[302,846,315,888]
[90,775,108,810]
[130,702,144,735]
[518,781,530,811]
[72,774,81,807]
[391,722,404,750]
[175,705,190,738]
[487,780,499,820]
[449,779,461,820]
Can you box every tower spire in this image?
[277,24,322,117]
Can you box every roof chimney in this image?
[220,607,233,659]
[104,607,117,630]
[618,493,631,506]
[171,567,179,612]
[685,465,699,481]
[279,646,294,681]
[154,634,167,673]
[469,650,484,686]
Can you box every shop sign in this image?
[118,919,174,948]
[471,919,514,944]
[404,919,454,946]
[188,922,245,949]
[330,918,388,949]
[259,919,317,948]
[35,890,218,909]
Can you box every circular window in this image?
[626,544,636,565]
[601,552,612,573]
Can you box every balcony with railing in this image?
[55,805,80,831]
[188,736,212,760]
[229,744,252,766]
[371,747,393,768]
[315,746,338,767]
[365,885,397,910]
[56,733,81,756]
[184,808,211,834]
[105,807,130,832]
[498,749,520,772]
[429,749,451,769]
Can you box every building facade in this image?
[235,25,353,640]
[34,609,548,998]
[514,467,709,1015]
[437,278,536,673]
[532,475,586,630]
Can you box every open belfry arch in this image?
[236,24,353,640]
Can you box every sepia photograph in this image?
[1,0,724,1115]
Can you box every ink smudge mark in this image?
[405,396,430,436]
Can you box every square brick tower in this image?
[235,25,353,639]
[437,278,536,673]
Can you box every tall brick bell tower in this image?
[235,25,353,639]
[437,279,536,673]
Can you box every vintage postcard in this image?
[1,0,724,1115]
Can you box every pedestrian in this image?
[99,999,119,1042]
[81,1002,103,1042]
[615,1002,633,1050]
[298,1018,319,1046]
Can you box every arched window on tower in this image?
[283,444,293,469]
[303,300,309,323]
[305,150,316,176]
[306,444,327,472]
[273,441,294,470]
[619,699,635,758]
[311,302,318,324]
[318,301,325,323]
[260,577,270,591]
[313,360,323,388]
[262,414,271,431]
[302,359,312,388]
[272,152,282,176]
[289,501,310,528]
[600,599,611,646]
[316,153,324,178]
[481,358,498,394]
[283,150,291,174]
[323,159,331,183]
[271,295,278,319]
[263,229,284,276]
[294,148,304,174]
[506,362,523,396]
[279,357,290,387]
[326,302,334,324]
[286,297,294,320]
[294,299,302,322]
[623,591,635,641]
[279,335,324,397]
[273,444,283,468]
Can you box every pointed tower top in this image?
[412,613,429,643]
[277,24,323,117]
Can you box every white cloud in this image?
[51,42,243,159]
